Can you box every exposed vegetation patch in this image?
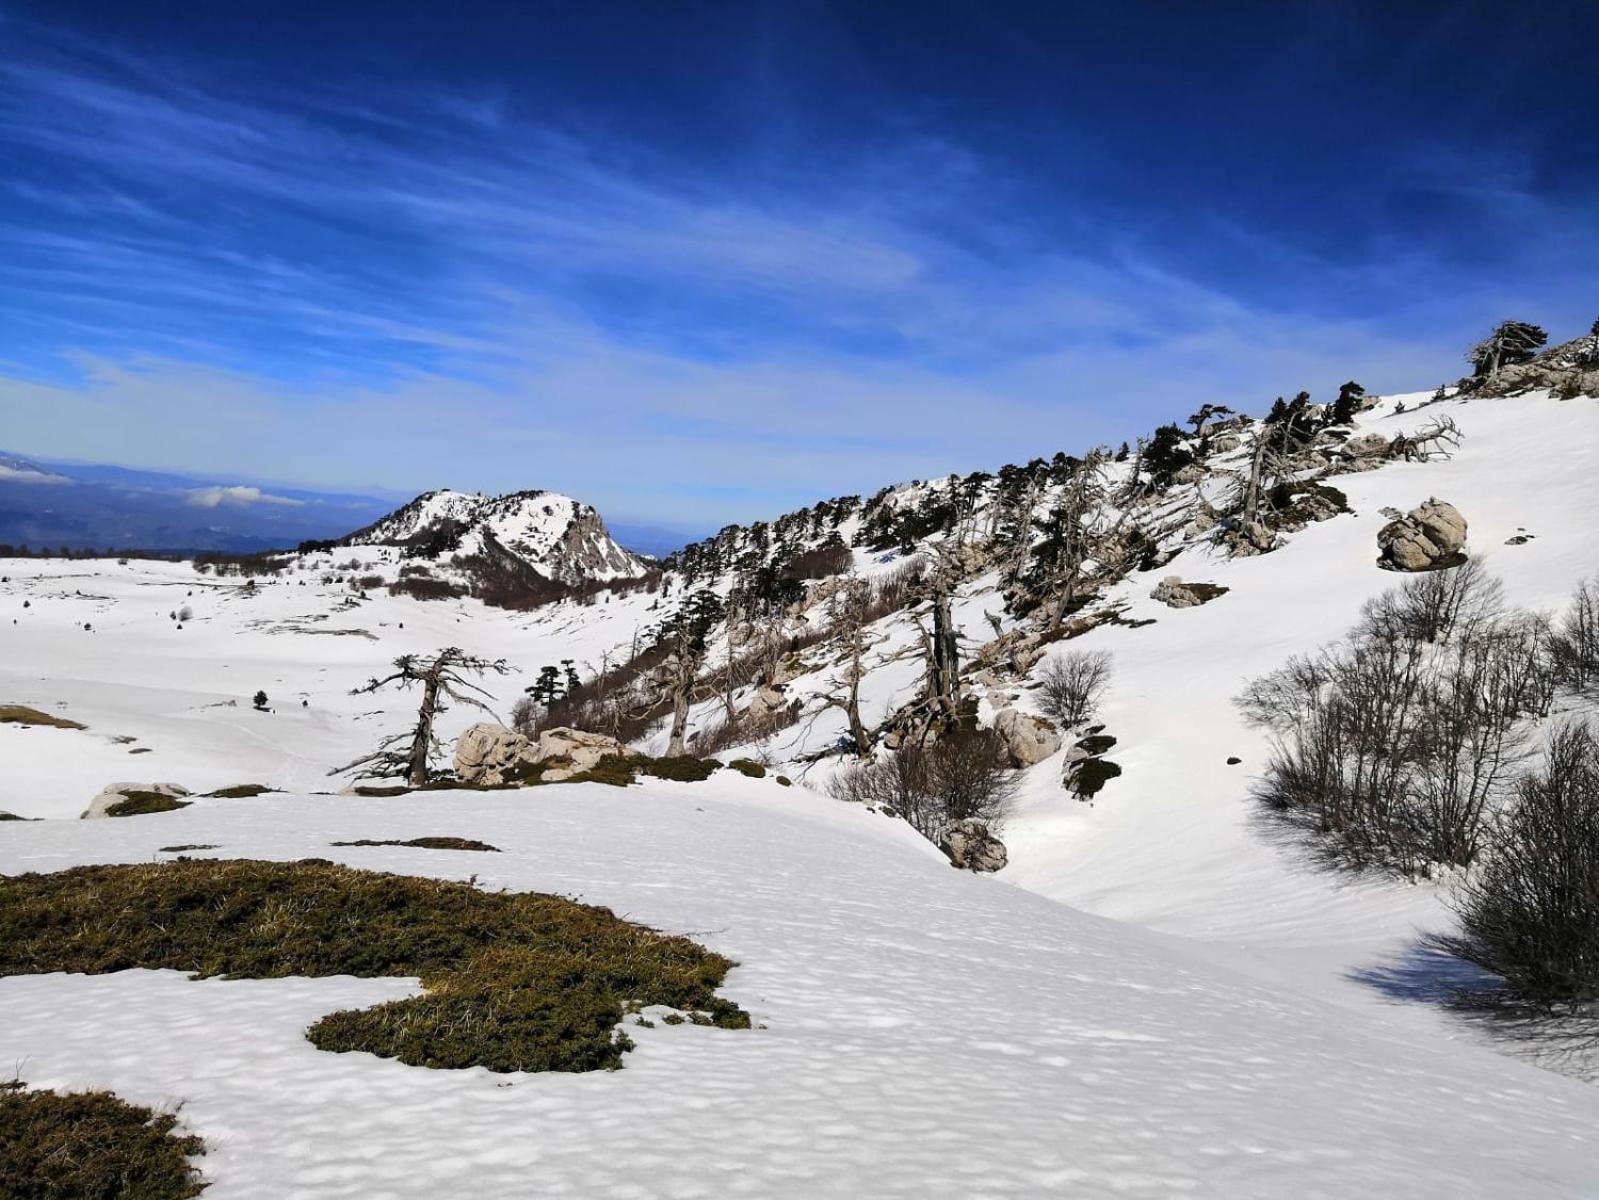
[0,859,747,1073]
[105,792,192,818]
[562,754,725,787]
[0,705,85,730]
[0,1080,206,1199]
[158,845,219,854]
[728,758,767,779]
[205,784,276,799]
[331,837,500,852]
[1071,757,1123,800]
[0,810,33,821]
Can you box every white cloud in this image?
[184,485,305,509]
[0,462,70,484]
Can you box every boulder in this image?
[454,722,534,786]
[993,708,1062,767]
[530,726,629,782]
[940,819,1008,873]
[1150,577,1228,609]
[1171,463,1207,486]
[1377,499,1467,572]
[746,686,787,721]
[83,781,189,819]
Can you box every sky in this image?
[1,1,1596,535]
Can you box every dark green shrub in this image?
[728,758,767,779]
[1072,757,1123,799]
[0,1081,206,1199]
[206,784,275,799]
[331,837,500,852]
[638,756,722,783]
[104,791,191,817]
[0,860,747,1074]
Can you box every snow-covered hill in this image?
[4,374,1599,1195]
[337,487,647,586]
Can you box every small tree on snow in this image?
[334,647,510,787]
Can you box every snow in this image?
[4,389,1599,1193]
[6,780,1599,1197]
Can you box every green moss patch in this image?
[0,1080,206,1199]
[158,845,219,854]
[728,758,767,779]
[104,792,192,818]
[0,705,85,731]
[0,859,747,1074]
[331,837,500,852]
[205,784,276,799]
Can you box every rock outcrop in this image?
[454,723,534,786]
[993,709,1062,767]
[82,781,190,819]
[531,727,629,782]
[1377,499,1467,572]
[940,819,1008,872]
[1150,577,1229,609]
[454,723,630,785]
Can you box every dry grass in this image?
[0,705,85,731]
[0,1081,206,1199]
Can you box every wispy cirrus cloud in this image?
[0,14,1593,529]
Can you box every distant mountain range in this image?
[0,450,697,557]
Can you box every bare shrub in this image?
[829,727,1019,842]
[1036,649,1112,728]
[1241,565,1549,873]
[692,701,801,757]
[1550,577,1599,697]
[1440,722,1599,1008]
[1366,556,1504,645]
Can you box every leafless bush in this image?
[829,727,1019,842]
[692,701,802,757]
[1036,649,1112,728]
[1550,577,1599,697]
[1439,721,1599,1009]
[1364,556,1504,645]
[1241,565,1549,873]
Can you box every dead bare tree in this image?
[911,545,964,725]
[819,575,873,757]
[1392,415,1462,463]
[334,647,510,787]
[656,588,724,756]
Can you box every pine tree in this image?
[1469,320,1547,378]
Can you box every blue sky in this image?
[1,1,1595,533]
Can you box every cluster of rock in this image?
[1150,577,1229,609]
[940,819,1008,872]
[455,724,628,785]
[1473,332,1599,401]
[1377,499,1468,572]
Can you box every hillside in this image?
[4,341,1599,1193]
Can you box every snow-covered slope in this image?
[6,780,1599,1198]
[339,487,647,585]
